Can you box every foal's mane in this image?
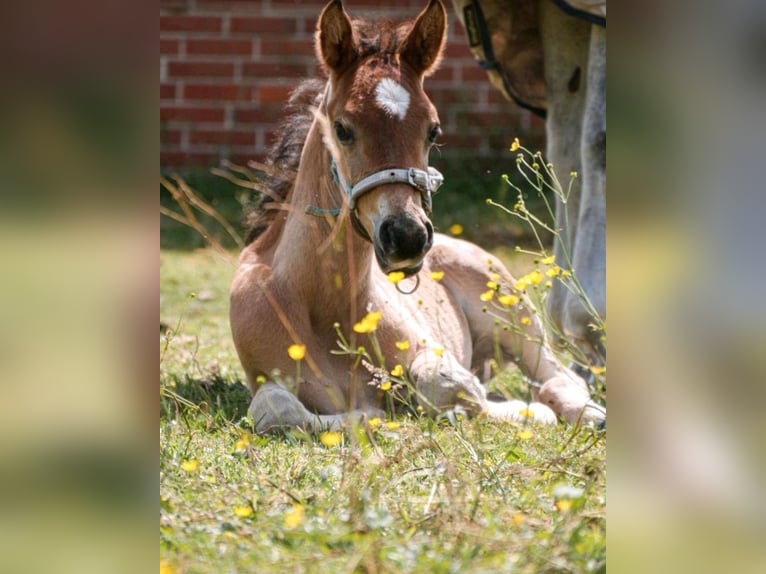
[243,16,413,246]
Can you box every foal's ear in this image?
[401,0,447,76]
[316,0,357,74]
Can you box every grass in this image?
[160,248,606,573]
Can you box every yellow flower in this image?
[368,417,382,428]
[387,271,405,284]
[384,421,401,430]
[518,408,534,419]
[520,317,532,326]
[319,431,343,446]
[489,272,500,281]
[526,269,543,285]
[561,269,572,278]
[540,254,556,265]
[479,289,494,302]
[510,137,520,152]
[287,343,306,361]
[180,459,198,473]
[234,433,250,451]
[353,311,382,333]
[284,503,305,529]
[432,346,445,357]
[513,277,529,291]
[233,505,253,518]
[160,560,176,574]
[590,365,606,375]
[555,499,572,512]
[395,340,410,351]
[545,266,561,278]
[390,364,404,377]
[486,280,499,290]
[498,294,520,307]
[518,429,533,440]
[430,270,445,281]
[449,223,463,236]
[380,380,392,391]
[511,513,525,527]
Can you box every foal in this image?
[230,0,605,433]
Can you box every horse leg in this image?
[565,23,606,358]
[408,347,559,424]
[408,350,488,416]
[539,1,590,337]
[249,381,384,434]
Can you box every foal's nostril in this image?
[378,214,430,262]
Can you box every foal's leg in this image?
[249,381,384,434]
[432,238,605,425]
[408,348,558,424]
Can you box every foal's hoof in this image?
[539,376,606,427]
[483,399,557,424]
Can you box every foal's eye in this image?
[428,124,442,144]
[333,121,354,144]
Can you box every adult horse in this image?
[230,0,605,433]
[451,0,606,363]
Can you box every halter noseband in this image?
[325,159,444,242]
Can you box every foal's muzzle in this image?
[374,212,434,276]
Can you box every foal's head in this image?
[316,0,447,277]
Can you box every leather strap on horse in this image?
[306,159,444,243]
[457,0,546,118]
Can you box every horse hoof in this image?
[483,399,557,424]
[538,376,606,426]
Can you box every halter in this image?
[310,158,443,243]
[335,159,443,242]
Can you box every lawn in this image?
[160,247,606,573]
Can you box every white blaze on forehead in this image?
[374,78,410,120]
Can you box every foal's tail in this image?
[243,78,325,244]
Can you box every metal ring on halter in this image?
[395,274,420,295]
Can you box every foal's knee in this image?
[249,382,312,433]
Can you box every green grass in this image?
[160,248,605,573]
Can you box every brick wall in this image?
[160,0,544,169]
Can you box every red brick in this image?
[187,39,252,56]
[230,17,297,35]
[167,61,235,78]
[160,39,179,55]
[160,16,222,32]
[242,62,308,78]
[461,64,491,82]
[455,110,508,130]
[160,84,176,99]
[429,65,456,83]
[160,106,225,123]
[257,85,293,104]
[161,151,220,167]
[189,130,255,146]
[184,84,253,101]
[261,39,313,58]
[233,105,283,125]
[427,87,480,107]
[444,43,474,59]
[161,129,182,145]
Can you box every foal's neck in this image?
[274,115,375,318]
